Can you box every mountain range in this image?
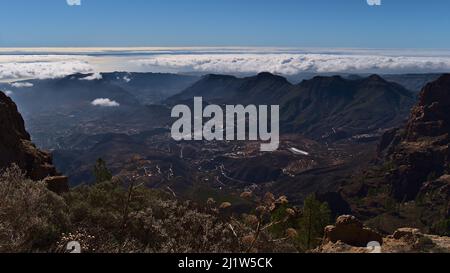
[168,72,415,141]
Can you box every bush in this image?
[63,181,297,253]
[0,166,297,253]
[0,165,69,252]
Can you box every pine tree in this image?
[93,158,112,184]
[297,194,331,250]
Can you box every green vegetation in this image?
[0,165,309,253]
[0,165,69,252]
[297,195,331,250]
[433,219,450,236]
[93,158,112,184]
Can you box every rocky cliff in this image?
[0,91,68,193]
[342,75,450,234]
[379,74,450,202]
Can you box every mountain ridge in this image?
[168,72,415,141]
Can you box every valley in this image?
[3,72,432,210]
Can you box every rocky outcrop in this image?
[323,215,383,247]
[379,74,450,201]
[0,91,68,192]
[316,216,450,253]
[44,176,70,194]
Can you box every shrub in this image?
[0,165,70,252]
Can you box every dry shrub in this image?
[0,165,69,252]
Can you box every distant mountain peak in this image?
[202,74,238,81]
[254,72,289,83]
[367,74,385,82]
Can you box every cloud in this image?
[4,90,13,96]
[10,82,34,88]
[80,72,103,81]
[91,98,120,107]
[2,49,450,81]
[132,53,450,75]
[123,75,131,83]
[67,0,81,6]
[0,60,93,81]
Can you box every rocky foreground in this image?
[314,215,450,253]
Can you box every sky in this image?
[0,0,450,48]
[2,0,450,81]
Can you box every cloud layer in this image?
[0,60,93,81]
[91,98,120,107]
[133,53,450,75]
[2,49,450,82]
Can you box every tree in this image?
[297,194,331,250]
[93,158,112,184]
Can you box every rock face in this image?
[323,215,383,247]
[416,175,450,228]
[379,74,450,201]
[0,91,68,192]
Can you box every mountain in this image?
[0,91,68,192]
[100,72,199,104]
[9,72,198,114]
[10,74,139,115]
[382,74,442,93]
[167,72,291,105]
[281,75,415,140]
[7,73,186,150]
[168,73,415,141]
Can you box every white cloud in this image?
[0,54,94,81]
[0,60,93,81]
[4,90,13,96]
[123,75,131,83]
[133,53,450,75]
[91,98,120,107]
[10,82,34,88]
[80,72,103,81]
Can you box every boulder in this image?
[44,176,70,194]
[392,228,423,240]
[323,215,383,247]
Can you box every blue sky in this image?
[1,0,449,48]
